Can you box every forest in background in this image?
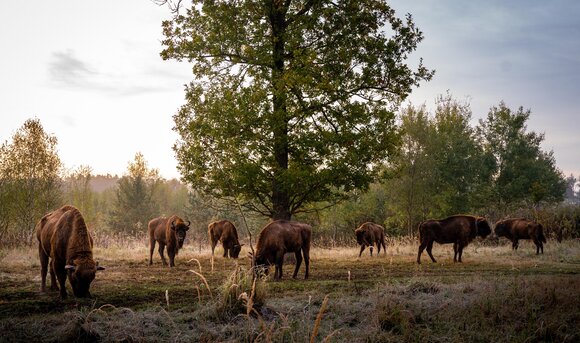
[1,96,579,248]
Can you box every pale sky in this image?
[0,0,578,180]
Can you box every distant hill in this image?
[90,174,120,193]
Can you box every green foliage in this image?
[162,0,433,220]
[478,102,566,208]
[380,95,494,235]
[0,118,62,244]
[108,153,162,234]
[319,97,568,239]
[62,165,97,226]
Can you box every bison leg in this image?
[149,239,156,266]
[417,242,426,264]
[158,243,168,266]
[358,245,366,257]
[168,249,176,267]
[512,239,519,250]
[49,260,58,291]
[292,251,303,279]
[223,245,228,258]
[457,244,464,263]
[54,264,68,299]
[534,239,543,254]
[369,245,374,257]
[274,254,285,280]
[426,240,437,263]
[39,245,49,293]
[303,246,310,279]
[210,239,217,256]
[453,242,458,263]
[381,238,387,256]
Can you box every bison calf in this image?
[251,220,311,280]
[355,222,387,257]
[36,205,104,298]
[148,215,190,267]
[494,218,546,254]
[208,220,244,258]
[417,215,491,264]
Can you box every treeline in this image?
[1,97,579,247]
[306,96,578,242]
[0,120,266,247]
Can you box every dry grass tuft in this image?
[217,265,266,319]
[310,294,329,343]
[188,269,213,298]
[188,258,203,273]
[375,299,415,335]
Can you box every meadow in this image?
[0,237,579,342]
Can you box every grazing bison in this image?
[251,220,311,280]
[148,215,190,267]
[36,205,104,298]
[494,218,546,254]
[355,222,387,257]
[417,215,491,264]
[208,220,244,258]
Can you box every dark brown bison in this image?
[417,215,491,264]
[355,222,387,257]
[251,220,311,280]
[148,215,190,267]
[494,218,546,254]
[208,220,244,258]
[36,205,104,298]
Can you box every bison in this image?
[148,215,190,267]
[355,222,387,257]
[251,220,311,280]
[494,218,546,254]
[417,215,491,264]
[36,205,104,298]
[208,220,244,258]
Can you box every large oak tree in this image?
[161,0,433,220]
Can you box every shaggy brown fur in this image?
[252,220,311,280]
[417,215,492,264]
[36,205,103,298]
[208,220,243,258]
[494,218,546,254]
[355,222,387,257]
[148,215,190,267]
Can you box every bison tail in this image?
[417,222,424,242]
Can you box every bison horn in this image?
[97,265,105,271]
[186,220,191,226]
[65,265,76,272]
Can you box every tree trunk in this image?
[269,2,291,221]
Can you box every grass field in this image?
[0,238,579,342]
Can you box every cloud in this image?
[48,50,97,87]
[47,49,184,96]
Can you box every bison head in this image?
[494,220,508,237]
[231,243,244,258]
[249,252,269,277]
[65,262,105,298]
[171,220,191,248]
[355,230,365,245]
[475,218,492,238]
